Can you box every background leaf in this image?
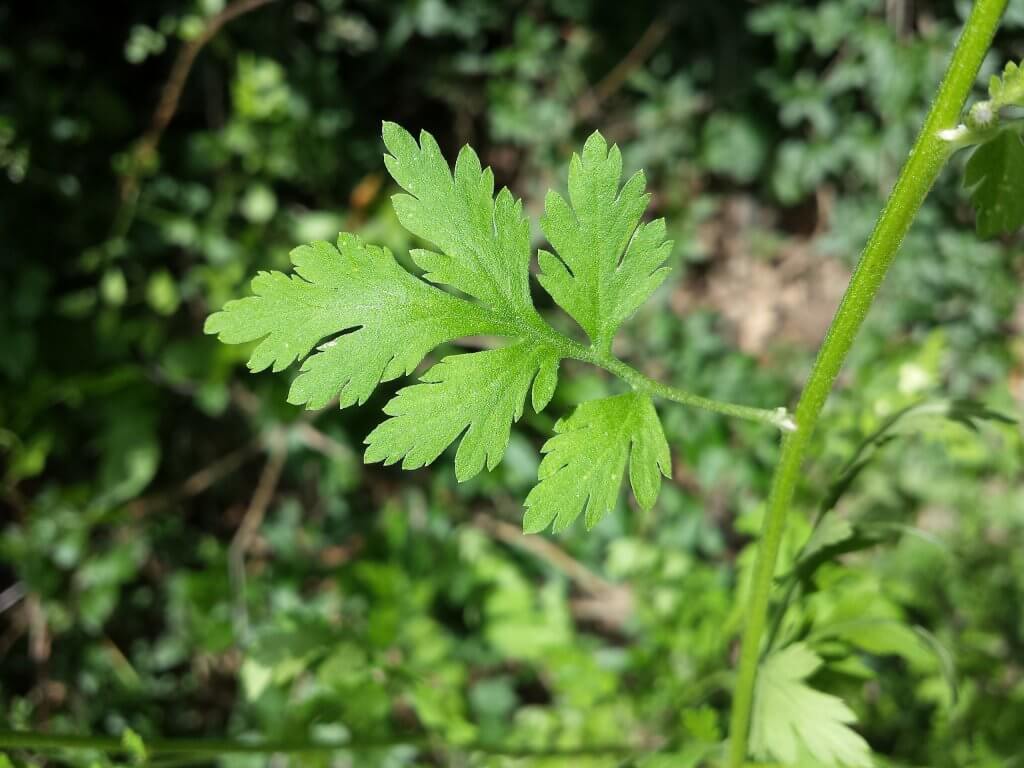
[751,643,872,768]
[964,129,1024,237]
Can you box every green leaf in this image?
[364,343,559,481]
[751,643,872,768]
[120,728,147,764]
[988,59,1024,108]
[208,125,687,526]
[964,129,1024,238]
[522,392,671,533]
[538,131,673,352]
[382,122,535,316]
[205,233,503,409]
[818,619,934,670]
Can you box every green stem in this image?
[0,730,637,760]
[595,354,795,431]
[725,1,1008,765]
[525,314,795,430]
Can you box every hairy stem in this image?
[726,1,1008,764]
[595,354,796,431]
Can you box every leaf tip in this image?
[203,311,224,336]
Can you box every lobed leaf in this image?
[751,643,872,767]
[382,122,535,316]
[364,343,559,481]
[204,233,505,409]
[988,59,1024,108]
[964,129,1024,238]
[210,124,683,530]
[538,131,672,352]
[522,392,670,533]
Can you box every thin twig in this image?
[293,423,355,462]
[25,595,51,663]
[574,15,675,120]
[114,0,280,235]
[182,440,262,497]
[0,582,26,615]
[229,444,287,642]
[126,439,261,516]
[146,0,278,154]
[473,513,634,629]
[473,513,611,596]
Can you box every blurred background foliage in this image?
[1,0,1024,765]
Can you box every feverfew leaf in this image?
[382,122,535,316]
[205,234,504,409]
[989,60,1024,108]
[964,129,1024,238]
[522,393,671,533]
[539,131,672,352]
[364,343,560,481]
[209,124,691,528]
[751,643,872,768]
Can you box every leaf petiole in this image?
[576,348,797,432]
[938,115,1024,150]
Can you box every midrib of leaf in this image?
[475,346,541,402]
[600,202,642,349]
[433,183,527,319]
[454,229,516,312]
[569,400,638,493]
[595,210,610,351]
[295,268,512,342]
[583,191,614,352]
[425,202,573,355]
[506,300,588,360]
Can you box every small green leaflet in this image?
[989,59,1024,109]
[539,131,673,353]
[523,393,671,533]
[364,343,559,482]
[208,124,675,532]
[751,643,872,768]
[964,129,1024,238]
[205,234,505,409]
[382,122,535,316]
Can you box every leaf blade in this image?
[751,643,872,768]
[539,131,672,350]
[364,342,560,482]
[205,233,503,409]
[382,122,534,315]
[964,129,1024,238]
[522,393,671,533]
[989,59,1024,108]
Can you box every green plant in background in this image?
[4,0,1024,766]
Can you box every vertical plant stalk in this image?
[726,1,1008,765]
